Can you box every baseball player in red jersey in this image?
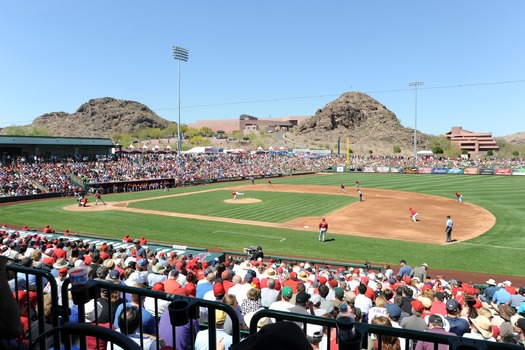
[94,191,106,205]
[355,180,360,188]
[232,191,244,200]
[319,218,328,242]
[455,192,463,203]
[409,207,418,222]
[339,184,347,193]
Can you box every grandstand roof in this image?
[0,135,113,146]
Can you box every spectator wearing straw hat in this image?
[465,315,496,341]
[483,278,498,303]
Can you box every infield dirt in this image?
[64,184,494,245]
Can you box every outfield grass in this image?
[3,173,525,277]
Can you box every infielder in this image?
[232,191,244,200]
[357,189,363,202]
[319,217,328,242]
[409,207,418,223]
[455,192,463,203]
[339,184,347,193]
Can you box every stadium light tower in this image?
[173,46,189,156]
[408,81,424,164]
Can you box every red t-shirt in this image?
[54,248,66,260]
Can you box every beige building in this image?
[445,126,499,156]
[189,115,310,135]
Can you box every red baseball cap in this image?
[213,283,225,297]
[152,282,165,292]
[411,300,424,313]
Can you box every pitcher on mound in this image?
[232,191,244,200]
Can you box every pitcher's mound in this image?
[224,198,262,204]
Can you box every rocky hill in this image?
[291,92,429,155]
[29,97,171,138]
[500,132,525,145]
[7,93,523,155]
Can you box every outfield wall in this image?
[334,165,525,176]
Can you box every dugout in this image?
[0,135,114,161]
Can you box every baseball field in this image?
[3,173,525,278]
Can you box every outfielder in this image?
[232,191,244,200]
[319,217,328,242]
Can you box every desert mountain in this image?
[30,97,171,138]
[293,92,429,154]
[500,132,525,145]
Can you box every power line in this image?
[153,79,525,111]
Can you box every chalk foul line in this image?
[212,230,287,242]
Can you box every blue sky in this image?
[1,1,524,137]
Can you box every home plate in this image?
[304,225,310,228]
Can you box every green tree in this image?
[189,135,203,145]
[393,146,401,153]
[513,151,520,157]
[462,149,469,155]
[185,127,200,139]
[487,149,494,156]
[4,125,51,136]
[199,127,213,137]
[432,146,444,154]
[368,150,373,155]
[231,131,244,140]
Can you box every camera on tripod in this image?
[243,246,258,258]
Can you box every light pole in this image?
[408,81,424,164]
[173,46,189,156]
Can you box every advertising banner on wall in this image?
[418,167,433,174]
[447,168,464,174]
[495,168,512,176]
[463,168,479,175]
[479,168,495,175]
[432,168,448,174]
[513,169,525,176]
[390,168,402,173]
[377,167,390,173]
[336,166,345,173]
[363,167,375,173]
[403,167,419,174]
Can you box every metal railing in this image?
[5,263,523,350]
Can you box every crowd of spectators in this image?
[1,152,525,197]
[2,227,525,349]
